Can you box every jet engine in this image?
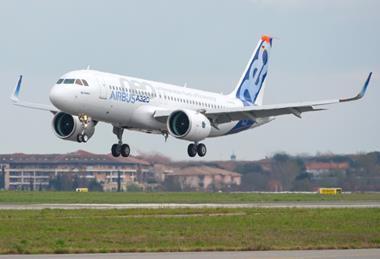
[52,112,95,142]
[167,110,211,141]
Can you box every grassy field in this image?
[0,191,379,204]
[0,208,378,254]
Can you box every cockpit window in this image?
[63,79,75,84]
[56,79,64,84]
[82,79,89,86]
[75,79,83,85]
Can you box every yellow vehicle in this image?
[319,188,342,195]
[75,188,88,192]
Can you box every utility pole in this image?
[0,165,4,189]
[117,171,121,192]
[29,177,34,191]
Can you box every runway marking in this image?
[0,202,379,210]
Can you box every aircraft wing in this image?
[154,72,372,124]
[11,75,59,114]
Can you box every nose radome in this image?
[49,85,65,109]
[49,85,58,105]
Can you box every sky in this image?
[0,0,379,160]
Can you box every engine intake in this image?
[52,112,95,142]
[167,110,211,141]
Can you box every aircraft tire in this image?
[111,144,121,157]
[187,143,197,157]
[121,144,130,157]
[197,143,207,157]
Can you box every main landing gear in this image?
[111,127,130,157]
[187,143,207,157]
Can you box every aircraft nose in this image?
[49,85,65,109]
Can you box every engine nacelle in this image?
[167,110,211,142]
[52,112,95,142]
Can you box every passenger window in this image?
[56,79,64,84]
[75,79,83,85]
[63,79,75,84]
[82,79,89,86]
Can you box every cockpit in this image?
[56,78,89,86]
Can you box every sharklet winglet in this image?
[340,72,372,102]
[11,75,23,102]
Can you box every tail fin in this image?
[230,35,272,106]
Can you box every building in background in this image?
[162,166,241,191]
[0,150,151,191]
[0,151,241,192]
[305,161,350,176]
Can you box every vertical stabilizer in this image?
[230,35,272,106]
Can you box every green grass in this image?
[0,191,379,204]
[0,208,379,254]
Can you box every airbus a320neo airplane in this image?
[11,35,372,158]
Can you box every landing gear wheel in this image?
[111,144,121,157]
[81,134,88,143]
[111,127,131,158]
[77,134,88,143]
[187,143,197,157]
[120,144,130,157]
[197,143,207,157]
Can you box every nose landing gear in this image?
[77,134,89,143]
[77,114,90,143]
[187,143,207,157]
[111,127,130,157]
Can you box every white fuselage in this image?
[49,69,270,139]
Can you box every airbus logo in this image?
[109,90,150,104]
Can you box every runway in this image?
[0,201,379,210]
[0,249,379,259]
